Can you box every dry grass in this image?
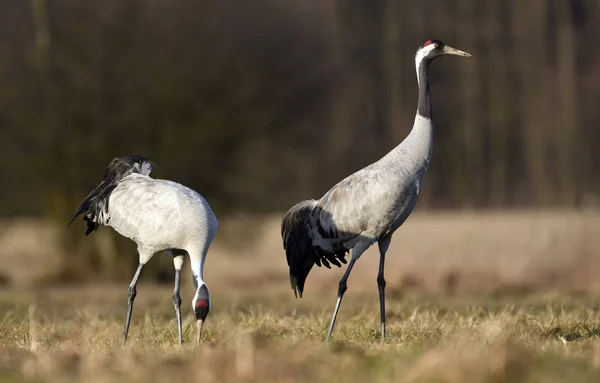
[2,210,600,381]
[2,287,600,382]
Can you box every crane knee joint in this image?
[127,286,137,300]
[172,294,182,307]
[337,280,348,295]
[377,276,386,288]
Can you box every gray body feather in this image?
[69,155,219,344]
[282,40,471,303]
[70,155,218,265]
[69,155,156,235]
[282,114,433,298]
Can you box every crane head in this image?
[416,39,471,62]
[192,284,210,344]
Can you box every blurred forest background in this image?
[0,0,599,287]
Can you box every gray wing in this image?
[69,156,157,235]
[311,170,377,249]
[107,176,182,242]
[311,167,419,250]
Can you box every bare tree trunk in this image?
[329,1,351,173]
[383,0,403,144]
[487,0,509,207]
[30,0,65,217]
[366,0,388,156]
[512,0,551,206]
[584,0,600,200]
[555,0,578,205]
[457,0,482,208]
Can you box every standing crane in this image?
[281,40,471,342]
[69,155,218,345]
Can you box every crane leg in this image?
[172,255,184,345]
[377,237,391,342]
[377,250,387,342]
[325,258,357,342]
[123,263,144,345]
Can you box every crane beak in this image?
[196,319,204,344]
[443,45,471,57]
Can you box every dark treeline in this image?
[1,0,599,219]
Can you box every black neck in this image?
[416,57,432,119]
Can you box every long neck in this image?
[377,54,434,167]
[416,57,432,119]
[191,255,206,290]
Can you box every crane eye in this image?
[434,43,439,48]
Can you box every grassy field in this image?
[2,287,600,382]
[2,210,600,382]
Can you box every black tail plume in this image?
[281,200,318,298]
[69,155,156,235]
